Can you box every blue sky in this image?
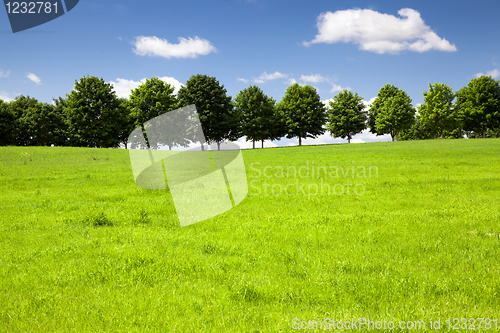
[1,0,500,147]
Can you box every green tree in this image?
[0,99,15,145]
[8,95,38,146]
[376,94,415,141]
[368,84,400,136]
[419,83,456,139]
[65,76,124,148]
[116,98,136,149]
[22,102,66,146]
[456,75,500,138]
[326,90,367,143]
[234,85,277,149]
[129,77,180,149]
[399,113,432,141]
[275,83,326,146]
[178,74,239,150]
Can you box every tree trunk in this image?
[252,139,255,149]
[433,133,436,140]
[483,128,486,139]
[475,132,478,139]
[440,131,443,139]
[261,139,264,149]
[395,133,399,141]
[217,141,221,150]
[348,136,351,144]
[201,142,204,151]
[299,137,302,146]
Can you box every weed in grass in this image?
[86,211,113,227]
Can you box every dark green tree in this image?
[116,98,136,149]
[368,84,400,136]
[275,83,326,146]
[8,95,38,146]
[419,83,456,139]
[0,99,15,145]
[22,102,66,146]
[128,78,180,149]
[178,74,239,150]
[399,113,432,141]
[65,76,124,148]
[456,75,500,138]
[375,94,415,141]
[326,90,367,143]
[234,85,277,149]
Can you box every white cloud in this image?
[330,83,350,93]
[132,36,217,59]
[0,91,14,102]
[254,71,288,84]
[304,8,457,54]
[300,74,327,83]
[286,78,297,85]
[237,78,249,83]
[0,69,10,78]
[109,76,184,99]
[474,69,500,79]
[26,73,41,85]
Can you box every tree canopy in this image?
[275,83,326,146]
[419,83,456,139]
[456,75,500,138]
[326,90,367,143]
[65,76,125,148]
[178,74,239,149]
[234,85,277,148]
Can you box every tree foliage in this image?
[326,90,367,143]
[178,74,239,149]
[22,102,66,146]
[8,95,39,146]
[65,76,124,148]
[456,75,500,138]
[234,85,277,148]
[0,99,15,146]
[375,94,415,141]
[128,77,180,149]
[419,83,456,139]
[275,83,326,146]
[368,84,400,136]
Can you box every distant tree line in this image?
[1,74,499,149]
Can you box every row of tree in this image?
[1,74,499,148]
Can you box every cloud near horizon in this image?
[133,36,217,59]
[303,8,457,54]
[109,76,184,98]
[474,69,500,79]
[253,71,288,84]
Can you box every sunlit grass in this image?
[1,139,499,332]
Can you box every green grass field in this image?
[1,139,500,332]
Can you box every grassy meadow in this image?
[1,139,500,332]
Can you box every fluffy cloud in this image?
[474,69,500,79]
[0,91,14,102]
[132,36,217,59]
[0,69,10,78]
[300,74,327,83]
[254,71,288,84]
[237,78,249,83]
[330,83,350,93]
[26,73,41,85]
[304,8,457,54]
[109,76,184,98]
